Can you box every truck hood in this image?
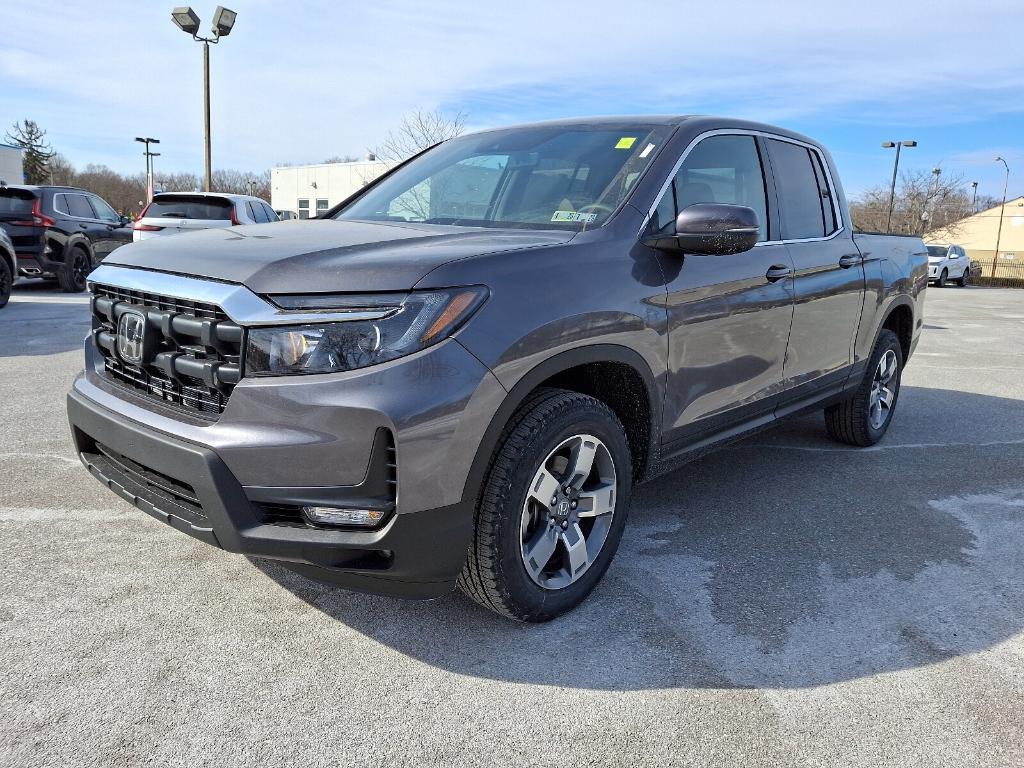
[107,219,575,294]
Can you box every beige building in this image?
[926,196,1024,278]
[270,159,388,219]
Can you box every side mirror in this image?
[645,203,760,255]
[120,215,131,226]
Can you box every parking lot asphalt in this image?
[1,278,1022,767]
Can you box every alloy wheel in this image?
[519,434,617,590]
[868,349,898,430]
[73,251,91,288]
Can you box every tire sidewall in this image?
[0,257,11,308]
[493,403,632,619]
[862,331,903,441]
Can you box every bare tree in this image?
[850,170,992,237]
[367,109,467,220]
[370,108,466,166]
[322,155,360,164]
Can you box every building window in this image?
[298,199,309,219]
[316,198,329,215]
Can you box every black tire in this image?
[458,388,633,622]
[57,246,91,293]
[958,268,969,287]
[824,329,903,447]
[0,257,11,309]
[936,268,948,288]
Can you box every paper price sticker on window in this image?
[551,210,598,223]
[615,137,637,149]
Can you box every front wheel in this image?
[958,268,970,287]
[824,329,903,447]
[458,388,632,622]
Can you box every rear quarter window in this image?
[146,196,234,220]
[766,138,830,240]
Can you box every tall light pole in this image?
[171,6,238,193]
[971,181,978,212]
[927,167,942,234]
[882,140,917,233]
[992,157,1010,279]
[135,136,160,203]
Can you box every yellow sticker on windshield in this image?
[615,137,637,149]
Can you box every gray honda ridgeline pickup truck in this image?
[68,117,927,621]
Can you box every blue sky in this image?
[2,0,1021,200]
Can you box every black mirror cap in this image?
[673,203,760,255]
[645,203,761,255]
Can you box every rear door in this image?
[64,192,105,260]
[656,132,796,450]
[764,137,865,395]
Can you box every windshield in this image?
[146,195,233,220]
[927,245,948,257]
[335,124,673,230]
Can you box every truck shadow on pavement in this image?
[253,386,1024,691]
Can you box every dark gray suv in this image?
[67,117,927,621]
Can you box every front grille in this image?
[90,283,243,419]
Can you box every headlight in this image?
[244,287,488,376]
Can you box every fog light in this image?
[302,506,386,528]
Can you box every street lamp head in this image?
[901,140,918,148]
[972,181,978,188]
[211,6,237,37]
[171,6,201,36]
[932,167,941,176]
[881,141,896,148]
[134,137,146,143]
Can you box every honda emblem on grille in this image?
[116,310,147,364]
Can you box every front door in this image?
[654,133,795,451]
[762,138,865,398]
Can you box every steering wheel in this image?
[576,203,615,217]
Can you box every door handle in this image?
[839,254,863,268]
[79,223,88,229]
[765,264,793,283]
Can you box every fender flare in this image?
[459,343,661,507]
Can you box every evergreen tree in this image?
[6,119,54,184]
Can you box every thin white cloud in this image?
[1,0,1021,174]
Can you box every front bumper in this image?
[68,388,475,598]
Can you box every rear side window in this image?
[656,134,770,242]
[146,195,233,220]
[0,189,37,215]
[766,139,835,240]
[54,194,71,215]
[66,193,96,219]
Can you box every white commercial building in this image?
[270,159,388,218]
[0,143,24,185]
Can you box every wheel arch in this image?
[461,344,661,507]
[877,297,914,362]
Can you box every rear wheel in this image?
[824,329,903,447]
[0,257,11,308]
[458,388,632,621]
[958,267,969,287]
[57,247,91,293]
[936,268,948,288]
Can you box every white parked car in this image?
[926,244,971,287]
[133,192,279,242]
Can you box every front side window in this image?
[89,195,120,222]
[336,124,673,230]
[653,134,770,242]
